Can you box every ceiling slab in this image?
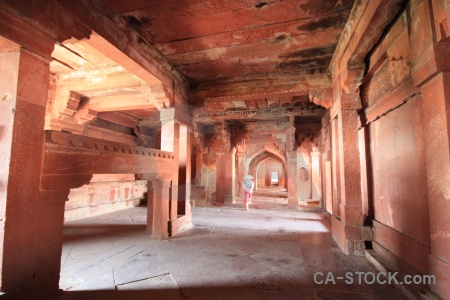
[103,0,355,106]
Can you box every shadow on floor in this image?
[63,224,147,243]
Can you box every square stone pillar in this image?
[147,179,170,240]
[421,72,450,299]
[160,108,179,220]
[0,49,52,292]
[330,117,341,217]
[311,151,321,199]
[215,150,235,204]
[236,152,245,197]
[178,125,192,216]
[287,151,299,206]
[332,110,371,256]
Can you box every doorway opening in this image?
[270,172,279,186]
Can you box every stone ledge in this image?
[365,246,440,300]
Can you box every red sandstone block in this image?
[340,204,364,226]
[373,220,429,274]
[428,254,450,299]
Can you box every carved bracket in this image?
[142,82,173,110]
[46,90,97,135]
[309,88,333,109]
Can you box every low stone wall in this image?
[64,174,147,222]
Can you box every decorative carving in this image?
[46,131,174,159]
[389,55,411,87]
[46,90,97,135]
[341,64,365,95]
[309,88,333,109]
[194,106,325,121]
[142,82,173,110]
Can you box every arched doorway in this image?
[246,150,286,199]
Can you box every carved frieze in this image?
[194,106,325,122]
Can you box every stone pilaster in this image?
[0,48,62,296]
[421,72,450,299]
[331,110,371,256]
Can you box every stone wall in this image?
[357,2,450,297]
[65,174,147,222]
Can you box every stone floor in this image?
[58,205,403,300]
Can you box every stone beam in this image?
[97,111,136,128]
[54,66,144,94]
[194,107,326,123]
[329,0,404,120]
[0,4,55,59]
[55,0,188,101]
[79,94,156,112]
[153,13,349,56]
[330,0,404,70]
[191,72,331,102]
[43,131,173,178]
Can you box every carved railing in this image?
[42,131,173,191]
[46,131,174,159]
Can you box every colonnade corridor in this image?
[57,205,400,300]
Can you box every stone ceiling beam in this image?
[54,66,143,95]
[191,72,331,102]
[164,29,341,65]
[55,0,189,102]
[97,112,136,128]
[329,0,404,118]
[153,13,349,56]
[79,94,155,112]
[331,0,404,70]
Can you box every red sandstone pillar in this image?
[421,72,450,298]
[236,152,245,197]
[0,48,52,292]
[287,151,299,206]
[331,110,371,255]
[215,149,236,204]
[147,179,170,240]
[160,108,179,220]
[311,151,321,199]
[330,117,341,217]
[177,124,187,215]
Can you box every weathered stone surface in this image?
[1,0,449,299]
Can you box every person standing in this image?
[243,175,254,211]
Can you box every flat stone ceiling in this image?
[104,0,355,84]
